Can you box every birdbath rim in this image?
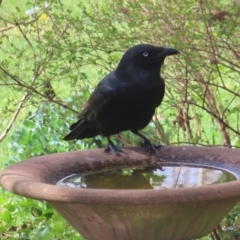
[1,146,240,205]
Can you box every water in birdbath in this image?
[57,165,237,189]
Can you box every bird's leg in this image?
[132,131,162,154]
[104,137,122,155]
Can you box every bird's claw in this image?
[104,144,122,156]
[140,140,162,154]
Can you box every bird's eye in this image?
[143,52,149,57]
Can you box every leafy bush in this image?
[1,0,240,148]
[1,102,90,239]
[1,0,240,239]
[0,191,80,240]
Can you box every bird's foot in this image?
[104,143,122,156]
[140,139,162,154]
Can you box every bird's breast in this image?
[95,75,165,136]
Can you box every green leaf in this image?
[6,203,16,212]
[2,210,13,225]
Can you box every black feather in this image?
[64,44,179,153]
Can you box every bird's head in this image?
[117,44,179,73]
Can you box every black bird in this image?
[64,44,179,153]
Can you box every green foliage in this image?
[0,189,82,239]
[0,0,240,239]
[1,0,240,148]
[7,100,108,165]
[0,103,90,239]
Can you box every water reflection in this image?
[57,166,236,190]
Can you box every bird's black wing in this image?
[64,72,118,140]
[154,76,165,108]
[80,72,119,120]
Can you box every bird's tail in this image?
[64,118,98,140]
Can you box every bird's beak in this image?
[164,47,179,56]
[154,47,179,64]
[161,47,179,57]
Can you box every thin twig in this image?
[0,93,28,142]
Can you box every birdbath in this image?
[1,146,240,240]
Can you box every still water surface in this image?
[57,166,236,190]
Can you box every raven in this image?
[64,44,179,153]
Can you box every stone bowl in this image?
[1,146,240,240]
